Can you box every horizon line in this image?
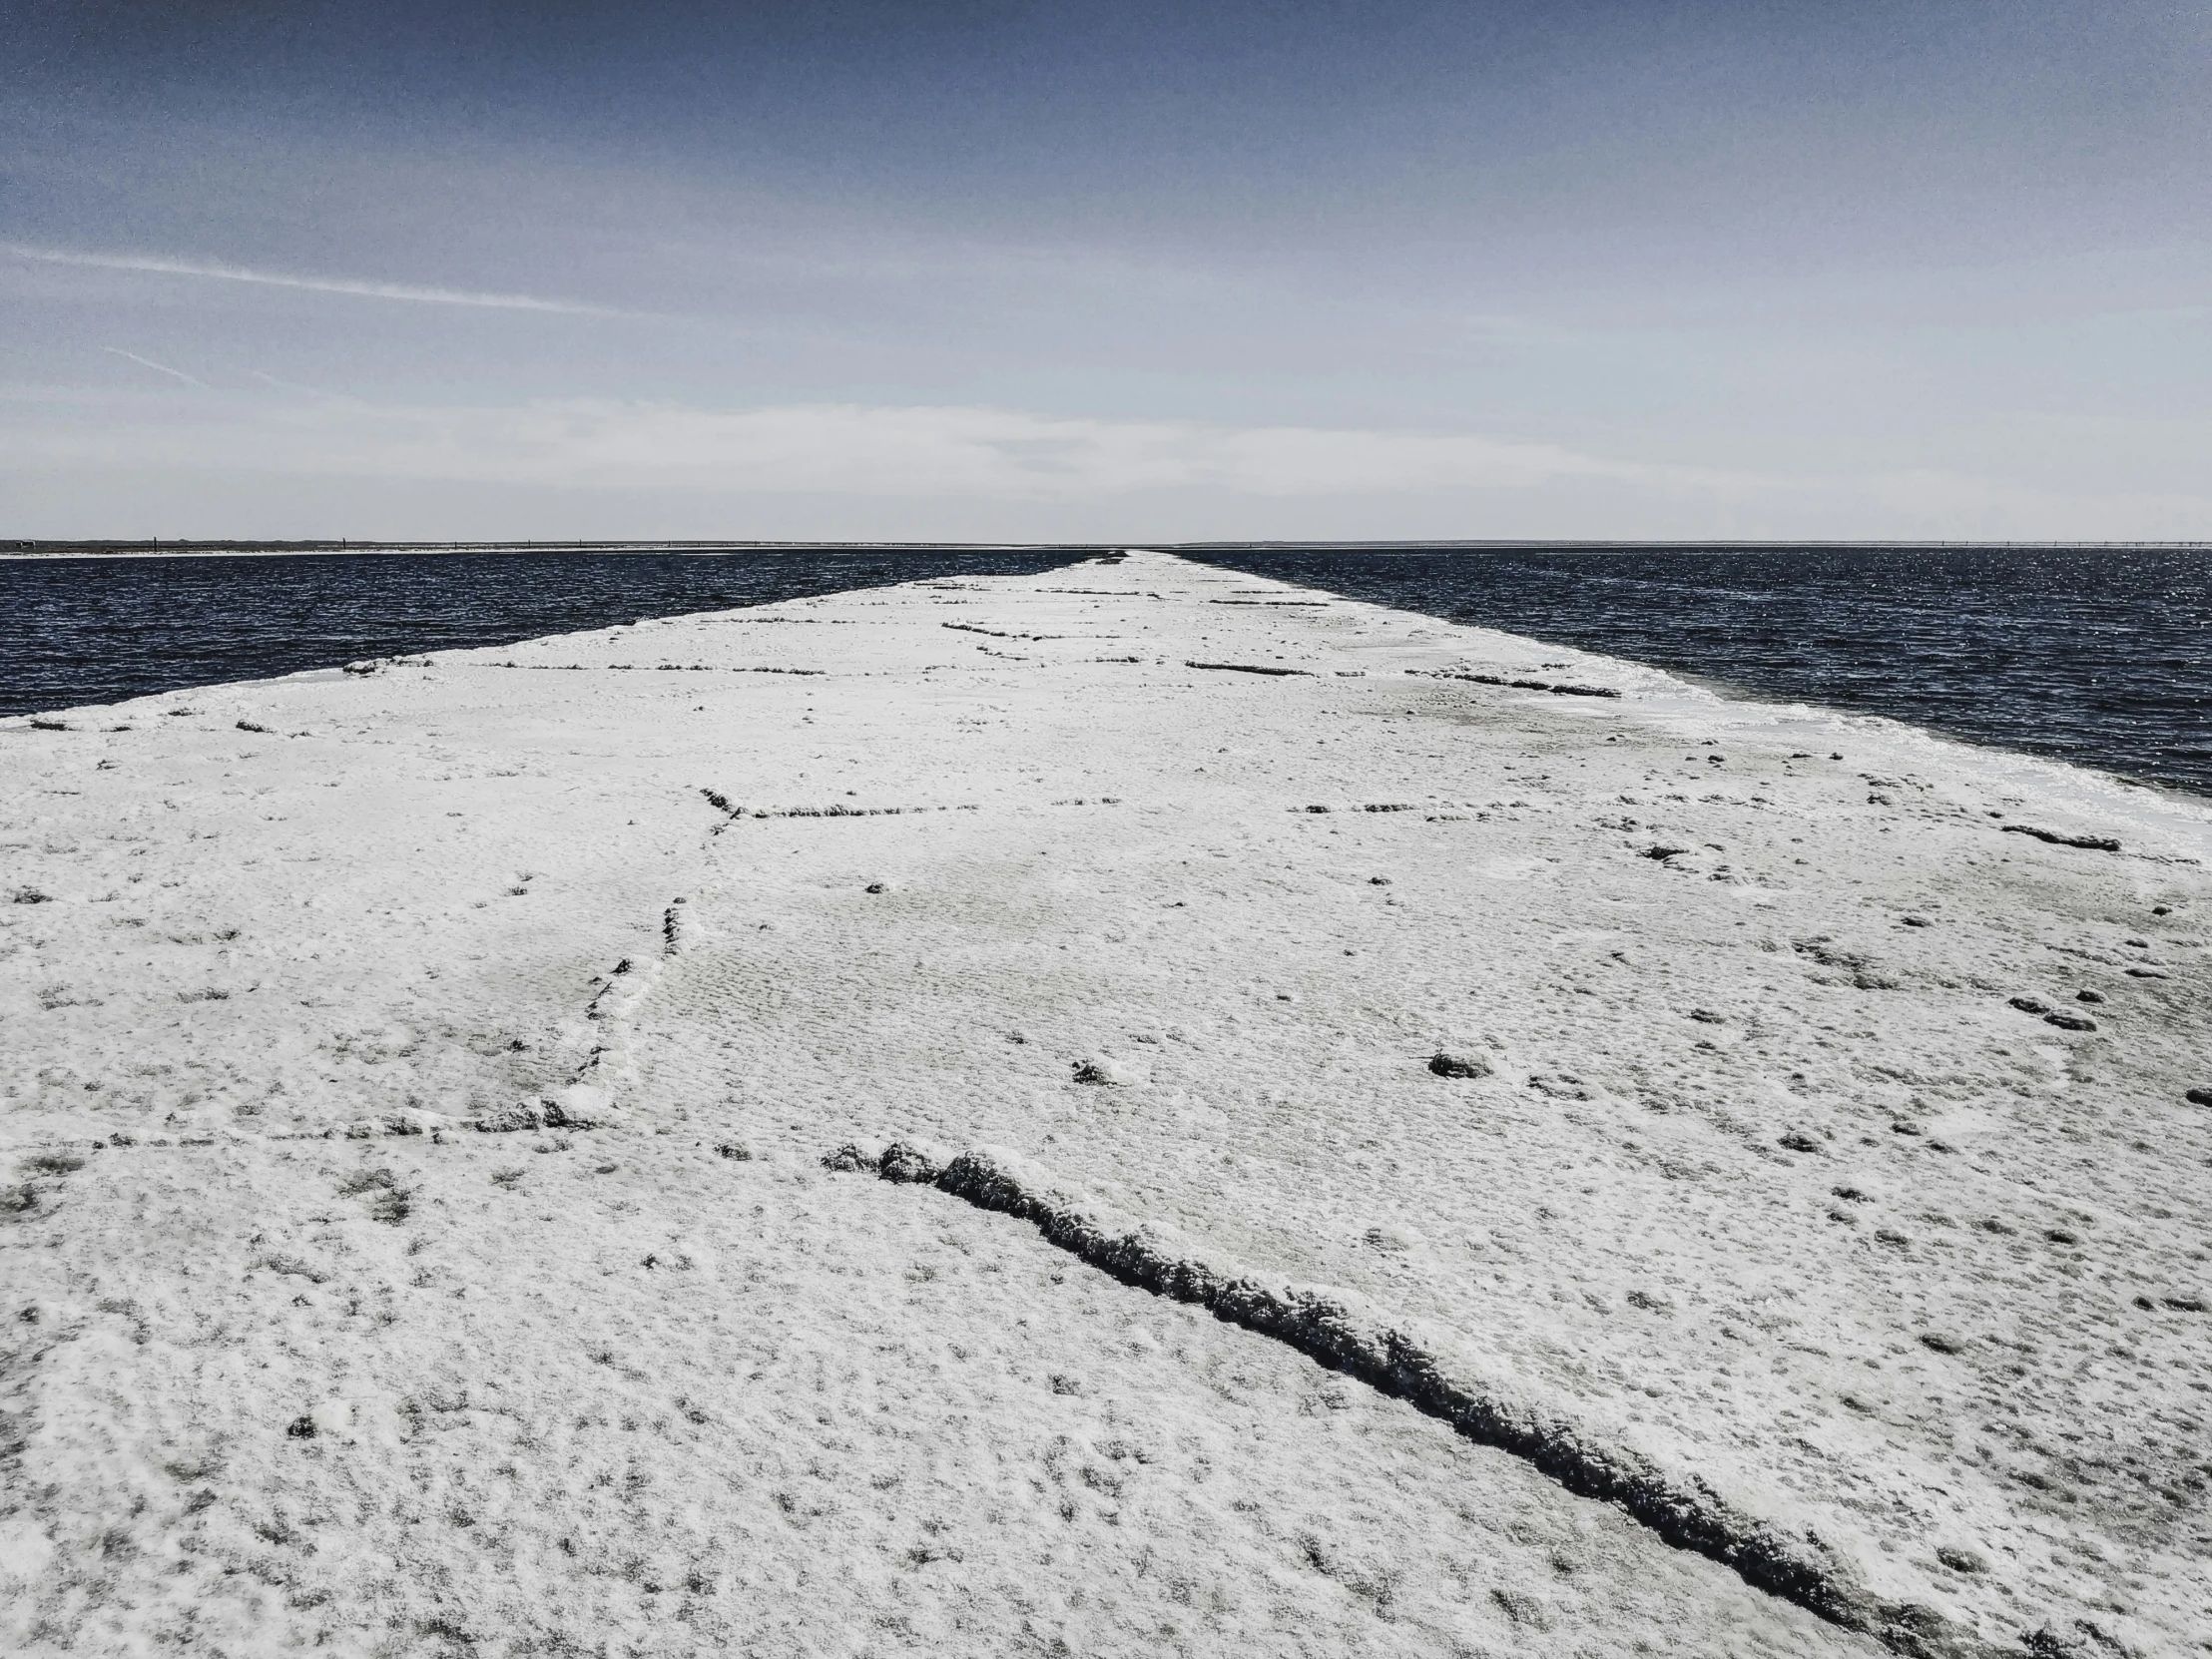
[5,537,2210,560]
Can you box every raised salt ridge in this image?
[4,552,2207,1656]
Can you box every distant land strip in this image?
[8,539,2211,559]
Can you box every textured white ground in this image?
[3,550,2208,1659]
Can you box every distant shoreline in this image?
[5,538,2208,560]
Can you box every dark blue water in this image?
[4,545,2206,798]
[0,547,1087,715]
[1184,546,2211,798]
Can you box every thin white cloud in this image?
[101,345,210,389]
[5,391,2205,538]
[10,244,632,316]
[154,398,1765,499]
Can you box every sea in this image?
[4,544,2207,798]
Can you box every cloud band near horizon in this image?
[7,392,2206,540]
[0,393,1774,496]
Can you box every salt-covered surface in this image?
[4,551,2207,1657]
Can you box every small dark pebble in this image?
[1919,1332,1964,1355]
[1777,1131,1822,1154]
[2074,990,2104,1004]
[1831,1186,1870,1202]
[1688,1008,1725,1024]
[1902,915,1931,927]
[2187,1088,2212,1108]
[1936,1546,1987,1575]
[715,1142,751,1161]
[1429,1051,1491,1079]
[864,882,886,894]
[1891,1121,1923,1137]
[2042,1012,2096,1031]
[2126,967,2169,978]
[2151,905,2171,915]
[1369,875,1391,885]
[2045,1229,2079,1246]
[2008,996,2050,1015]
[2164,1295,2208,1314]
[285,1415,317,1439]
[1874,1229,1911,1247]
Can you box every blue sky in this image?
[4,1,2208,540]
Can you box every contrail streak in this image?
[101,346,210,388]
[14,244,631,316]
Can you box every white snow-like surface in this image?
[4,551,2208,1657]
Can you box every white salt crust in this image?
[3,551,2208,1657]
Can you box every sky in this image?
[4,0,2209,542]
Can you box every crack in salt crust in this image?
[825,1139,2008,1659]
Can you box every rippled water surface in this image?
[4,544,2206,797]
[1188,546,2211,797]
[1,548,1086,715]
